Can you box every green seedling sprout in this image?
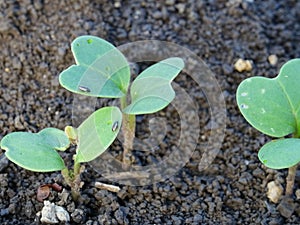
[236,59,300,196]
[59,35,184,165]
[0,36,183,201]
[0,107,122,200]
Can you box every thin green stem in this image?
[73,161,81,177]
[61,161,82,201]
[120,95,127,115]
[120,95,136,166]
[61,167,71,185]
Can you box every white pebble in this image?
[114,2,121,8]
[234,59,252,72]
[267,181,283,203]
[268,54,278,66]
[55,205,70,222]
[40,201,70,224]
[296,189,300,200]
[40,201,58,224]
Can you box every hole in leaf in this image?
[112,121,119,132]
[240,104,249,109]
[78,85,91,93]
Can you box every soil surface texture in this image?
[1,0,300,224]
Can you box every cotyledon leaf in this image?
[258,138,300,169]
[123,57,184,115]
[59,35,130,98]
[75,106,122,163]
[0,128,69,172]
[236,59,300,137]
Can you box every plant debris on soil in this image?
[0,0,300,224]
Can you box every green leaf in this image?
[0,128,69,172]
[75,106,122,163]
[39,128,71,151]
[123,57,184,115]
[59,36,130,98]
[258,138,300,169]
[236,59,300,137]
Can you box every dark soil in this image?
[1,0,300,224]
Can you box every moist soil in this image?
[1,0,300,224]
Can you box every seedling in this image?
[0,106,122,199]
[59,35,184,165]
[236,59,300,196]
[0,36,184,200]
[0,36,183,201]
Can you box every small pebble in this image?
[0,20,10,32]
[71,208,86,223]
[14,116,24,130]
[267,181,283,203]
[114,2,121,8]
[295,189,300,200]
[40,201,70,224]
[175,3,185,14]
[40,201,58,224]
[252,167,264,179]
[234,58,252,72]
[0,208,9,216]
[0,155,9,172]
[277,196,295,218]
[56,205,70,223]
[222,63,233,75]
[268,54,278,65]
[165,0,175,5]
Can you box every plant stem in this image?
[285,132,300,196]
[61,162,83,201]
[61,167,71,186]
[286,163,298,196]
[120,95,136,166]
[73,161,81,177]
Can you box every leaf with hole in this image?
[75,106,122,163]
[59,36,130,98]
[0,128,69,172]
[123,57,184,115]
[236,59,300,137]
[258,138,300,169]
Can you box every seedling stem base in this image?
[120,95,136,167]
[286,163,298,196]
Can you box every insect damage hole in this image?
[112,121,119,132]
[78,86,91,93]
[240,104,249,109]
